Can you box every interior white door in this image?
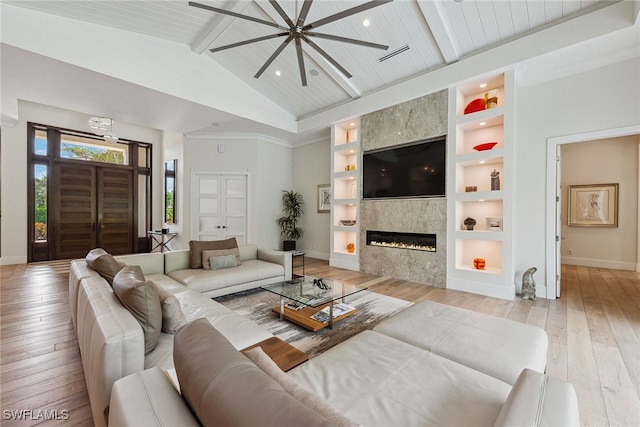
[555,146,562,297]
[191,173,246,244]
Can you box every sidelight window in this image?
[34,164,48,241]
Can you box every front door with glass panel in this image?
[191,173,247,244]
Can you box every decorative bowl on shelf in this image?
[464,98,486,114]
[473,142,498,151]
[339,220,356,226]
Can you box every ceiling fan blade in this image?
[302,35,352,79]
[296,0,314,27]
[209,33,288,53]
[295,38,307,86]
[305,31,388,50]
[189,1,288,31]
[303,0,392,30]
[254,35,294,79]
[268,0,295,28]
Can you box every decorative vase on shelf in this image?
[346,243,355,253]
[490,169,500,191]
[473,258,486,270]
[463,217,476,230]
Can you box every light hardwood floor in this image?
[1,259,639,426]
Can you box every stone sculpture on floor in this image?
[521,267,537,300]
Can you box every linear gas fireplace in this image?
[366,230,436,252]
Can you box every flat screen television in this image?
[363,136,446,199]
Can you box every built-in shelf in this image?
[447,71,515,300]
[330,119,360,271]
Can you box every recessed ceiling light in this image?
[309,69,319,76]
[275,70,281,76]
[362,19,370,27]
[349,122,355,127]
[480,83,487,88]
[479,122,486,126]
[479,160,486,164]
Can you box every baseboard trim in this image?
[561,256,637,271]
[0,256,29,266]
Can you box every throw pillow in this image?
[112,265,162,354]
[244,347,358,427]
[188,238,238,269]
[209,254,237,270]
[85,248,122,285]
[174,318,339,427]
[153,284,188,334]
[202,249,240,270]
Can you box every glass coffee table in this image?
[261,276,370,331]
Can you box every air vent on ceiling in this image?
[378,45,410,62]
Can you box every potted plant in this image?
[277,190,304,251]
[464,217,476,230]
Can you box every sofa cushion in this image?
[287,330,511,426]
[244,347,357,427]
[173,318,336,427]
[109,367,201,427]
[189,238,238,269]
[202,248,240,270]
[86,248,122,285]
[154,284,187,334]
[169,259,284,295]
[113,266,162,354]
[373,300,548,385]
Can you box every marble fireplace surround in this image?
[359,90,448,288]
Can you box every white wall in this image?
[515,58,640,297]
[292,139,331,259]
[161,131,185,250]
[561,136,639,270]
[182,135,292,251]
[0,101,163,265]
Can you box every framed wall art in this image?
[568,183,618,227]
[317,184,331,213]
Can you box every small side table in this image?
[148,231,177,253]
[291,250,305,278]
[241,337,308,371]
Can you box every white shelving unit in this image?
[447,71,516,300]
[330,119,360,271]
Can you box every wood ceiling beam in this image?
[191,1,252,54]
[416,0,461,64]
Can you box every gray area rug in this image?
[215,283,413,359]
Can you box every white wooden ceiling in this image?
[4,0,616,120]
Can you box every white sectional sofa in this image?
[71,243,579,427]
[109,315,580,427]
[69,245,290,427]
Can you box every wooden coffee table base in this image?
[241,337,308,372]
[271,302,358,332]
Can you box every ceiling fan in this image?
[189,0,392,86]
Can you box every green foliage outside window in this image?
[61,144,124,164]
[165,191,174,223]
[34,173,47,241]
